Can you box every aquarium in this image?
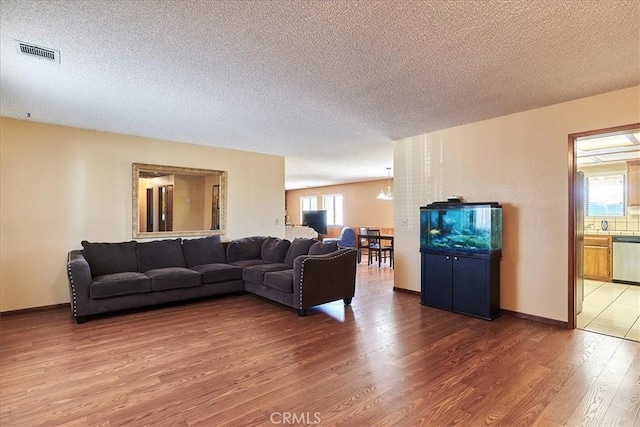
[420,202,502,256]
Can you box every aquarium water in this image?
[420,202,502,255]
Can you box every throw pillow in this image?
[81,241,138,277]
[226,236,267,263]
[261,237,291,263]
[137,238,185,272]
[182,235,226,268]
[308,241,339,255]
[284,238,316,266]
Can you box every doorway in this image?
[568,123,640,341]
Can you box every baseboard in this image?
[388,292,568,328]
[393,287,420,296]
[501,309,568,328]
[0,303,70,317]
[0,300,569,329]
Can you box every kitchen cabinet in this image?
[584,235,611,282]
[421,252,500,320]
[628,160,640,206]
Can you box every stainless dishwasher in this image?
[612,236,640,285]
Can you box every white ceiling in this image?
[1,1,639,189]
[576,130,640,166]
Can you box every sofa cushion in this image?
[137,239,185,272]
[229,259,272,268]
[284,238,316,266]
[81,241,137,277]
[308,241,339,255]
[263,269,294,293]
[182,236,226,268]
[226,236,267,263]
[145,267,202,291]
[191,263,243,284]
[261,237,291,263]
[243,263,291,285]
[90,272,151,299]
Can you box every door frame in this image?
[567,122,639,329]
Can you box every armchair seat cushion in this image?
[243,263,291,284]
[263,269,294,293]
[90,272,151,299]
[144,267,202,291]
[191,263,243,284]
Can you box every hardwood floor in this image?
[1,264,639,426]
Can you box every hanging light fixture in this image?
[377,168,394,200]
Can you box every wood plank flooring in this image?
[1,264,639,426]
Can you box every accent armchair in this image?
[323,226,356,248]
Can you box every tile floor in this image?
[577,280,640,342]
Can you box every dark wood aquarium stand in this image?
[420,250,501,320]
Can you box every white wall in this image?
[393,86,640,322]
[0,118,285,311]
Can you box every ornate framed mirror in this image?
[132,163,227,238]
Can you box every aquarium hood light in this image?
[377,168,394,201]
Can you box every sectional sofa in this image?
[67,235,357,323]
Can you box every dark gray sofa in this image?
[232,237,357,316]
[67,235,357,323]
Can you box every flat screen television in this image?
[302,210,327,235]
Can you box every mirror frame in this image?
[132,163,227,239]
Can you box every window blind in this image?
[585,174,626,217]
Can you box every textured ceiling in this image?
[1,1,639,189]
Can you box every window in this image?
[299,196,317,222]
[585,173,626,217]
[322,194,344,225]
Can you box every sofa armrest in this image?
[67,250,92,320]
[293,248,357,310]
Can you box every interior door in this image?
[575,171,584,314]
[158,185,173,231]
[146,188,153,232]
[211,184,220,230]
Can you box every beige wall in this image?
[393,86,640,322]
[285,180,394,234]
[0,118,285,311]
[173,174,206,231]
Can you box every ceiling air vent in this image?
[14,40,60,63]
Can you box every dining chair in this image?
[358,227,370,263]
[366,229,393,267]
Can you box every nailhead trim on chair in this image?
[67,261,78,316]
[298,249,356,309]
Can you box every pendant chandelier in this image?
[377,168,394,200]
